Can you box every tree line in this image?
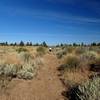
[0,41,48,47]
[56,42,100,47]
[0,41,100,47]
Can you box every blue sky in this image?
[0,0,100,44]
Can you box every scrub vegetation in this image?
[0,42,100,100]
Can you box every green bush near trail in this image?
[0,63,37,80]
[62,55,80,70]
[68,77,100,100]
[36,46,46,56]
[16,47,28,53]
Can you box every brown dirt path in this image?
[0,54,65,100]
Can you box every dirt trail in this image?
[0,54,64,100]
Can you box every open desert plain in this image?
[0,45,100,100]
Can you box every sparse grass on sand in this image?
[0,46,100,100]
[0,46,43,94]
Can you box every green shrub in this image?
[75,77,100,100]
[80,51,98,64]
[17,64,36,80]
[56,49,67,59]
[0,64,5,75]
[63,55,80,70]
[56,51,64,59]
[17,71,34,80]
[0,64,18,90]
[0,63,37,80]
[16,47,28,53]
[3,64,18,76]
[36,46,46,56]
[0,64,18,77]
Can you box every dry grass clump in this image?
[94,56,100,64]
[18,52,33,63]
[58,54,83,88]
[55,46,75,59]
[62,69,89,88]
[18,51,43,68]
[56,48,67,59]
[34,57,44,66]
[66,46,74,53]
[58,54,88,88]
[80,51,98,67]
[56,50,66,59]
[16,47,28,53]
[0,75,12,91]
[89,46,100,53]
[36,46,46,56]
[80,51,97,61]
[89,56,100,72]
[63,54,80,70]
[74,47,86,55]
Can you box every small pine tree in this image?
[5,42,8,46]
[81,42,84,46]
[34,43,39,46]
[60,43,63,47]
[29,42,32,46]
[42,41,48,47]
[14,42,17,46]
[19,41,24,46]
[97,43,100,46]
[56,44,60,47]
[26,42,29,46]
[91,42,96,46]
[73,43,77,46]
[10,43,13,46]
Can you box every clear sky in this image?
[0,0,100,44]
